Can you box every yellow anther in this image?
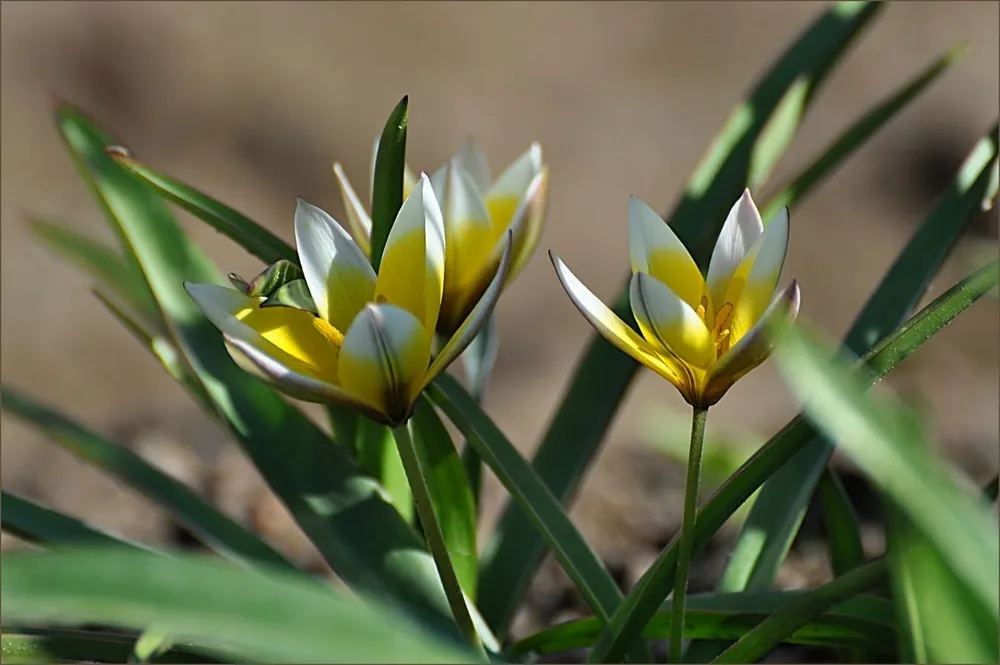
[312,317,345,348]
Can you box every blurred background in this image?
[2,0,997,644]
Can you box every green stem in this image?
[670,406,709,663]
[392,421,485,658]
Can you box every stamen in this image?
[696,294,709,322]
[312,317,345,348]
[375,294,388,304]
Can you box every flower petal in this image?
[706,189,764,311]
[550,253,684,389]
[339,303,432,425]
[485,143,543,237]
[422,230,512,389]
[374,174,446,332]
[507,168,550,284]
[455,136,492,193]
[704,280,801,405]
[369,136,417,206]
[333,162,373,257]
[294,199,376,332]
[185,282,374,413]
[222,335,387,423]
[630,271,715,371]
[628,196,707,312]
[726,206,790,342]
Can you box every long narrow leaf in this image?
[719,122,999,601]
[109,150,297,265]
[509,591,894,658]
[817,467,865,578]
[54,103,498,649]
[775,329,999,619]
[885,503,998,664]
[0,388,297,573]
[2,629,220,665]
[411,398,479,600]
[1,491,152,552]
[29,218,162,331]
[369,96,408,271]
[479,1,884,634]
[427,375,653,663]
[1,548,475,664]
[588,257,1000,662]
[712,560,888,663]
[761,43,966,219]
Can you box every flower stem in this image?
[669,405,709,663]
[392,421,485,658]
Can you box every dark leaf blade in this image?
[1,548,477,664]
[411,397,479,600]
[109,149,298,265]
[369,96,409,271]
[1,491,153,552]
[0,387,297,573]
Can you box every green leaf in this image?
[817,468,865,578]
[479,1,884,635]
[28,218,162,332]
[1,491,152,552]
[369,96,408,272]
[426,375,653,663]
[2,628,220,665]
[459,316,501,514]
[108,148,298,266]
[761,43,966,219]
[129,627,173,665]
[587,257,1000,662]
[259,279,319,315]
[719,121,999,603]
[712,561,889,663]
[411,398,478,600]
[886,503,998,664]
[774,328,999,620]
[246,259,304,298]
[1,548,476,664]
[0,387,297,573]
[54,103,499,650]
[509,591,895,659]
[355,418,413,525]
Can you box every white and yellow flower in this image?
[334,138,548,334]
[551,189,800,407]
[186,175,512,426]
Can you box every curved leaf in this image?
[1,548,475,664]
[370,96,408,271]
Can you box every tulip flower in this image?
[551,189,800,408]
[186,175,512,426]
[334,138,548,334]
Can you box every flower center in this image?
[699,294,736,358]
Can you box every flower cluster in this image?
[188,138,798,423]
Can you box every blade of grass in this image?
[479,1,885,634]
[427,374,653,663]
[1,491,153,552]
[712,560,888,663]
[587,257,1000,662]
[109,149,297,266]
[1,548,476,664]
[760,43,966,219]
[54,103,499,650]
[775,328,999,619]
[717,122,999,601]
[509,591,894,658]
[0,388,298,573]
